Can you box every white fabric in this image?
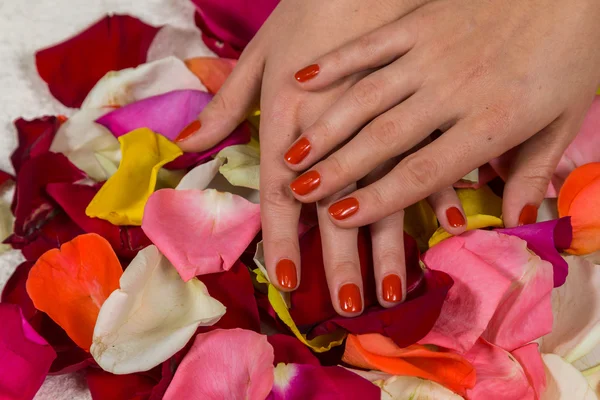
[0,0,208,398]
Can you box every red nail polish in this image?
[338,283,362,313]
[446,207,466,228]
[518,204,538,226]
[289,171,321,196]
[175,120,201,142]
[276,259,298,289]
[284,138,311,164]
[294,64,320,83]
[382,274,402,303]
[328,197,359,220]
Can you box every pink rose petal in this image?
[142,189,261,281]
[0,304,56,399]
[511,343,546,399]
[164,329,274,400]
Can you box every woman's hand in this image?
[176,0,466,316]
[285,0,600,228]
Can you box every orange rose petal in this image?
[343,334,476,396]
[184,57,237,94]
[26,233,123,351]
[558,163,600,254]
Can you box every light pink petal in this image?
[142,189,261,281]
[164,329,274,400]
[512,343,547,399]
[542,354,598,400]
[465,339,535,400]
[147,26,214,62]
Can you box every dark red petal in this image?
[87,368,159,400]
[11,116,61,175]
[36,15,160,107]
[46,182,151,260]
[0,170,13,186]
[1,261,36,320]
[12,152,86,239]
[267,334,320,366]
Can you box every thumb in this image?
[176,47,265,152]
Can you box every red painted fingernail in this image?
[175,120,201,142]
[289,170,321,196]
[328,197,359,220]
[338,283,362,313]
[294,64,320,83]
[518,204,538,226]
[276,259,297,289]
[382,274,402,303]
[446,207,466,228]
[284,138,311,164]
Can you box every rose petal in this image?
[164,329,274,400]
[584,366,600,396]
[542,354,598,400]
[36,15,160,107]
[26,233,123,351]
[91,245,225,374]
[85,128,182,225]
[216,143,260,190]
[540,255,600,365]
[342,333,476,396]
[404,200,438,252]
[185,57,237,94]
[49,108,120,181]
[268,363,380,400]
[512,343,547,399]
[422,230,553,353]
[86,368,159,400]
[147,25,214,62]
[267,335,320,366]
[82,57,204,109]
[175,158,223,190]
[378,376,463,400]
[0,170,13,186]
[11,116,62,175]
[142,188,261,280]
[558,163,600,255]
[310,268,452,348]
[464,339,536,400]
[497,218,572,287]
[0,304,56,399]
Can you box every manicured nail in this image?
[276,259,297,289]
[294,64,320,83]
[338,283,362,313]
[328,197,359,220]
[382,274,402,303]
[518,204,538,226]
[284,138,311,164]
[175,120,201,142]
[446,207,466,228]
[289,170,321,196]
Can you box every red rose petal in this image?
[11,116,61,175]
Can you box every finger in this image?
[175,42,265,151]
[284,55,423,169]
[293,17,417,89]
[288,90,449,202]
[317,184,364,316]
[502,116,583,227]
[325,115,533,228]
[427,186,467,234]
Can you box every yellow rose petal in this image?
[404,200,438,252]
[254,268,346,352]
[86,128,182,225]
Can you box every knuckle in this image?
[209,91,232,113]
[329,261,360,278]
[369,118,402,148]
[327,155,353,181]
[400,153,439,188]
[310,119,336,142]
[519,172,551,198]
[368,185,389,210]
[261,176,295,209]
[350,78,382,109]
[356,34,378,59]
[375,248,405,270]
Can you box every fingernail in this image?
[518,204,538,226]
[446,207,466,228]
[328,197,359,220]
[382,274,402,303]
[338,283,362,313]
[294,64,320,83]
[289,170,321,196]
[276,259,297,289]
[175,120,201,142]
[284,138,311,164]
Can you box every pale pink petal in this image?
[147,26,214,62]
[164,329,274,400]
[512,343,547,399]
[542,354,598,400]
[465,339,535,400]
[541,255,600,364]
[378,376,463,400]
[142,189,261,281]
[175,158,223,190]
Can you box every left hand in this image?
[283,0,600,228]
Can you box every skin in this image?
[178,0,600,316]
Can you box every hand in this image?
[176,0,466,315]
[284,0,600,228]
